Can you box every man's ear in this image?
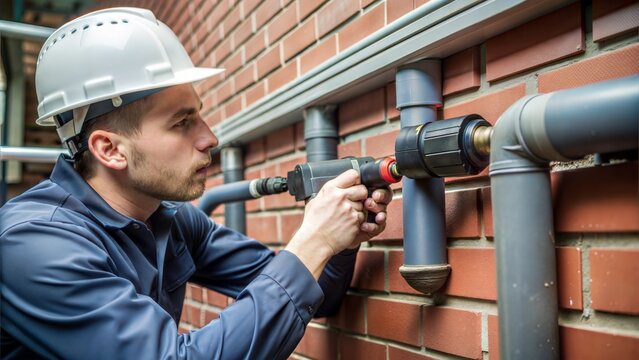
[87,130,129,171]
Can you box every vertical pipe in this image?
[221,146,246,233]
[304,106,338,162]
[396,60,450,294]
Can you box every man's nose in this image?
[195,119,218,152]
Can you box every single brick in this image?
[295,325,338,360]
[445,190,480,239]
[590,248,639,315]
[267,59,297,93]
[443,47,480,96]
[257,46,282,79]
[387,0,414,24]
[244,138,266,166]
[351,250,385,291]
[224,96,242,117]
[388,345,436,360]
[551,162,639,233]
[235,63,256,92]
[283,18,317,61]
[592,0,639,42]
[318,1,360,38]
[244,29,266,61]
[338,88,385,136]
[300,35,338,75]
[280,212,303,243]
[184,303,204,327]
[363,129,399,160]
[187,283,203,302]
[265,126,296,158]
[488,314,500,360]
[444,247,496,301]
[328,295,366,333]
[388,250,422,295]
[245,81,266,106]
[204,309,219,324]
[214,37,233,64]
[561,325,639,359]
[538,43,639,93]
[246,214,279,244]
[337,139,362,158]
[267,4,297,45]
[338,4,385,51]
[486,2,584,81]
[443,83,526,125]
[556,247,583,310]
[233,16,254,47]
[423,306,482,359]
[206,289,228,308]
[368,297,422,346]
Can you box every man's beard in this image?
[128,146,209,202]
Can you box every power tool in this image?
[286,156,402,222]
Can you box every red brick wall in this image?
[88,0,638,358]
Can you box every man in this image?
[0,7,392,360]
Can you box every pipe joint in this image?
[489,95,550,176]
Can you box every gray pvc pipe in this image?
[221,147,246,233]
[304,106,338,162]
[490,75,639,359]
[396,60,450,294]
[197,180,253,218]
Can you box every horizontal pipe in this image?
[0,20,54,41]
[0,146,66,163]
[198,180,254,217]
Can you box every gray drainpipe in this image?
[221,147,246,233]
[490,75,639,359]
[304,106,338,162]
[396,60,450,294]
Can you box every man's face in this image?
[126,84,217,202]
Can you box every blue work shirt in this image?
[0,156,357,359]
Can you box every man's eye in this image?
[174,119,188,128]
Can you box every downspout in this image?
[490,75,639,359]
[304,106,338,162]
[396,60,450,294]
[221,147,246,233]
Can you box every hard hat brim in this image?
[36,67,224,126]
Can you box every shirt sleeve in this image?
[183,204,357,317]
[0,220,323,360]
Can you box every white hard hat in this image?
[34,7,222,155]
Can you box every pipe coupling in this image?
[399,263,451,294]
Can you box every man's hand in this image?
[285,169,393,279]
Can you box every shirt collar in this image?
[50,155,181,229]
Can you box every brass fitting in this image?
[472,125,492,157]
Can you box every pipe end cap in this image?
[399,264,451,294]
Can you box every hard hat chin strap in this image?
[54,88,165,158]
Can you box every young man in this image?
[0,8,392,360]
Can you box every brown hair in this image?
[74,96,154,179]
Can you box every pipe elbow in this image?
[489,95,550,177]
